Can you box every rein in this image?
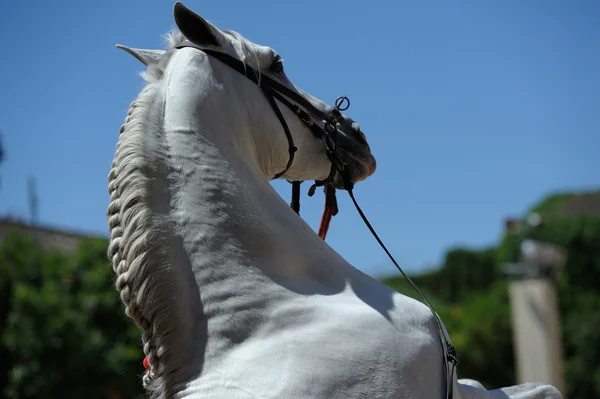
[172,41,458,399]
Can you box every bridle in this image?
[174,41,349,227]
[173,40,459,399]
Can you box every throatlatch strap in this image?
[262,85,297,179]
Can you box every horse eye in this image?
[271,59,284,73]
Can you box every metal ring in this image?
[335,96,350,111]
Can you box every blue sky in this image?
[1,0,598,277]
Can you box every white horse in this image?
[108,3,562,398]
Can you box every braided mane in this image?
[108,31,190,394]
[107,28,277,398]
[108,84,168,395]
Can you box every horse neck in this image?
[160,55,345,312]
[109,50,347,397]
[159,46,340,281]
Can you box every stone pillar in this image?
[508,279,565,396]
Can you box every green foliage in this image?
[538,216,600,399]
[561,290,600,399]
[383,246,498,304]
[528,191,572,215]
[0,232,144,399]
[437,247,497,303]
[448,282,515,388]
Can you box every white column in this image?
[508,279,565,396]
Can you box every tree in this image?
[0,231,145,398]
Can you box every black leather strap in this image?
[290,181,301,214]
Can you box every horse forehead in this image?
[247,41,277,59]
[227,32,277,58]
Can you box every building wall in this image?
[0,218,105,255]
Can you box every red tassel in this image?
[143,356,150,370]
[318,207,332,240]
[318,185,338,240]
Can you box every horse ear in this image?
[174,2,222,48]
[115,45,166,66]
